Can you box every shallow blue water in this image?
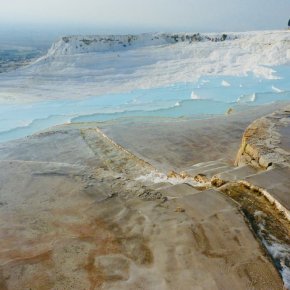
[1,65,290,142]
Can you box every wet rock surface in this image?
[100,103,287,172]
[0,123,284,289]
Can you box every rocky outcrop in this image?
[235,105,290,169]
[47,33,237,56]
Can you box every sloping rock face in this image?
[235,105,290,169]
[0,123,284,289]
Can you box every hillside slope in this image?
[1,30,290,102]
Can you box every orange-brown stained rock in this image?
[0,250,54,290]
[84,248,106,290]
[0,124,285,290]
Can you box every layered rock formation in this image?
[235,105,290,169]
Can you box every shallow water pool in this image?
[1,65,290,142]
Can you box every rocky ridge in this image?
[235,105,290,169]
[47,32,235,56]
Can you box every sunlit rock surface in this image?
[0,122,284,289]
[236,105,290,169]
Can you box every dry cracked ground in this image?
[0,112,287,289]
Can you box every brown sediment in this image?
[84,248,105,290]
[191,223,231,263]
[1,250,52,267]
[0,113,287,289]
[0,269,8,290]
[0,250,54,290]
[219,182,290,251]
[233,235,241,246]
